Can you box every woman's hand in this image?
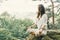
[39,29,43,34]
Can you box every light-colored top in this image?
[36,14,48,35]
[36,14,48,30]
[27,14,48,35]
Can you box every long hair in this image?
[37,4,45,18]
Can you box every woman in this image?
[36,4,48,35]
[27,4,48,40]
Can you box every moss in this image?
[26,32,60,40]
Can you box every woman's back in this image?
[36,14,47,29]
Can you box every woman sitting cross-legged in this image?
[27,4,48,40]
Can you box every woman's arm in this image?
[39,14,48,33]
[40,24,46,30]
[39,25,46,33]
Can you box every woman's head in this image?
[37,4,45,18]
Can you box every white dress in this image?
[36,14,48,35]
[27,14,48,36]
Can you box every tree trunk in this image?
[51,0,54,24]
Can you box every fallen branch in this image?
[47,29,60,33]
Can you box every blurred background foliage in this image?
[0,10,60,40]
[0,12,33,40]
[0,0,60,40]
